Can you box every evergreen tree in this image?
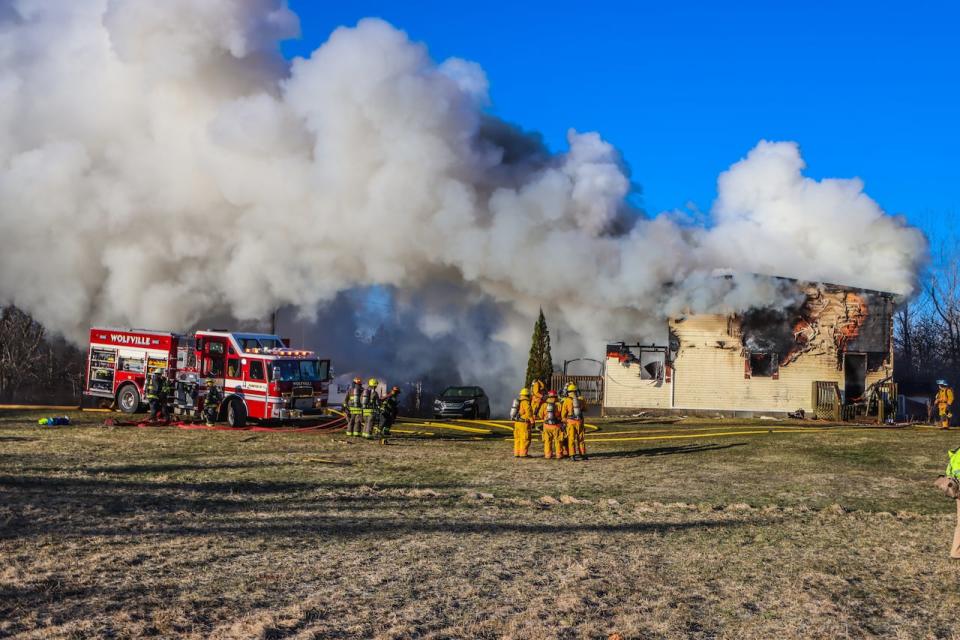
[525,309,554,389]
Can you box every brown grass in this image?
[1,411,959,639]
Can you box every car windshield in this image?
[441,386,480,398]
[270,359,328,382]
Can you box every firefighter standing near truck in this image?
[378,386,401,444]
[345,376,364,437]
[538,390,564,459]
[510,388,534,457]
[204,379,222,426]
[561,383,587,461]
[361,378,381,439]
[145,372,163,421]
[937,380,955,430]
[158,372,174,422]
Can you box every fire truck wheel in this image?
[227,399,247,428]
[117,384,141,414]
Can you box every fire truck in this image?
[84,327,331,426]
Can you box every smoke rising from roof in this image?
[0,2,928,404]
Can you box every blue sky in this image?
[284,1,958,241]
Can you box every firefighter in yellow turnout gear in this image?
[561,383,587,461]
[530,379,546,419]
[510,388,534,457]
[538,390,564,459]
[937,380,954,430]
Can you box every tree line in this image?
[894,238,960,396]
[0,306,85,404]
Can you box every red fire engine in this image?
[84,327,331,426]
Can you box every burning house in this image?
[603,280,897,418]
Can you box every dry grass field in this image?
[2,410,960,639]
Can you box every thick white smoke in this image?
[0,2,927,403]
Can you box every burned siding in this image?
[735,286,893,372]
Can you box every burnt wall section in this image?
[737,285,893,372]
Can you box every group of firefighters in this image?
[143,371,221,426]
[339,375,589,457]
[342,377,401,443]
[510,379,588,460]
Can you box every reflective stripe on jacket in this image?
[347,386,363,414]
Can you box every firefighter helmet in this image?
[565,382,578,393]
[547,390,558,398]
[938,379,949,386]
[519,388,530,397]
[206,378,217,387]
[368,378,378,387]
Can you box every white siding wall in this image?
[670,314,892,413]
[603,356,672,409]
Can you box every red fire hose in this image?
[106,415,347,433]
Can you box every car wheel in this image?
[471,407,480,420]
[227,399,247,428]
[117,384,141,414]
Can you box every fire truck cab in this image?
[84,327,331,426]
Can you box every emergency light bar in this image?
[244,347,315,357]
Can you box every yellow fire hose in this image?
[455,418,600,432]
[587,428,829,443]
[582,424,822,438]
[406,421,492,434]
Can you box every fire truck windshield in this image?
[270,359,328,382]
[239,337,285,351]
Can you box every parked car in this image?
[433,385,491,419]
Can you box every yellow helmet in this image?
[368,378,378,387]
[519,388,530,397]
[565,382,578,393]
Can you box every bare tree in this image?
[894,304,916,376]
[929,239,960,370]
[0,306,46,401]
[0,306,88,403]
[896,234,960,399]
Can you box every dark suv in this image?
[433,386,491,419]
